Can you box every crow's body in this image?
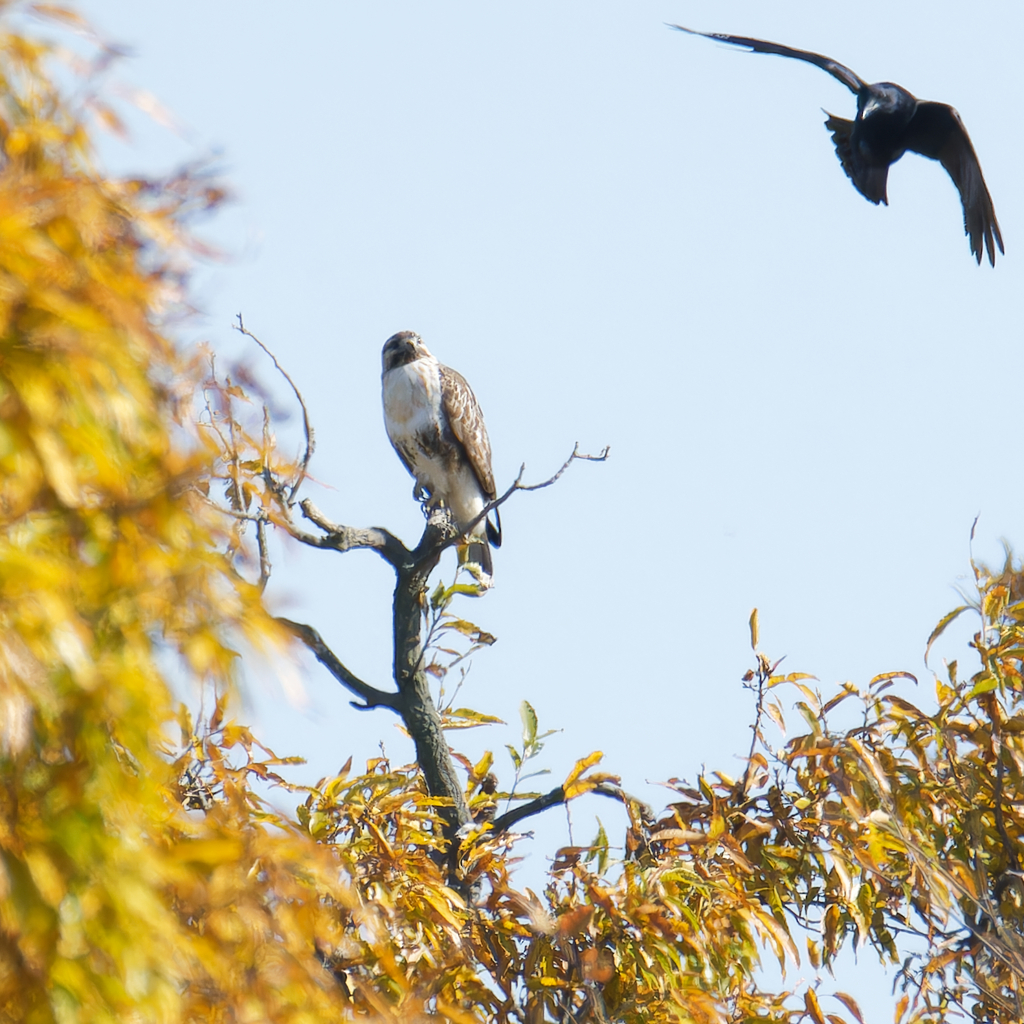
[672,25,1004,265]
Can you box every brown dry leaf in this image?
[581,946,616,984]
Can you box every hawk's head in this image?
[382,331,432,374]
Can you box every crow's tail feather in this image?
[825,112,889,204]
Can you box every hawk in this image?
[381,331,502,584]
[672,25,1004,266]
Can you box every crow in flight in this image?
[672,25,1004,266]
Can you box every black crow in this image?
[672,25,1004,266]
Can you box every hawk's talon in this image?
[426,505,457,538]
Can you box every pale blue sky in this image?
[73,0,1022,1013]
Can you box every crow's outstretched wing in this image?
[669,25,866,94]
[904,101,1004,266]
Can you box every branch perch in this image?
[278,618,402,713]
[291,499,409,566]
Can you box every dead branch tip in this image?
[515,442,610,493]
[233,313,315,503]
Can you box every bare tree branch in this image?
[234,313,315,504]
[490,781,651,836]
[278,444,611,865]
[491,786,568,834]
[287,499,409,566]
[443,443,611,560]
[517,442,611,492]
[279,618,402,713]
[268,444,610,577]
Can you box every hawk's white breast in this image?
[382,356,489,532]
[382,357,450,501]
[382,358,443,440]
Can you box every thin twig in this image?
[517,442,610,492]
[255,512,271,592]
[260,404,290,506]
[454,443,610,557]
[234,313,315,504]
[278,618,402,713]
[223,374,243,513]
[738,653,772,799]
[200,355,234,467]
[194,492,263,524]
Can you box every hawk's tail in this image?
[459,539,494,588]
[459,507,500,589]
[486,506,502,548]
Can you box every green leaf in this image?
[586,818,610,876]
[520,700,538,746]
[795,701,822,736]
[965,674,998,701]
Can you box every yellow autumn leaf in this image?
[562,750,604,798]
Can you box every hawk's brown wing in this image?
[439,364,496,498]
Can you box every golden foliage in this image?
[770,551,1024,1024]
[0,13,334,1021]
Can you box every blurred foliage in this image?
[0,5,339,1020]
[3,6,1024,1024]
